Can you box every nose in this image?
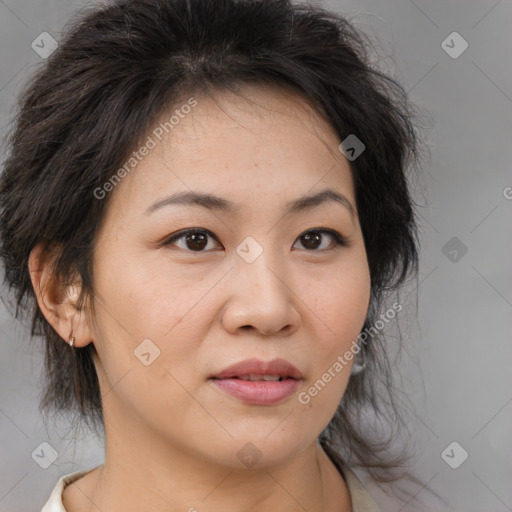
[221,248,300,337]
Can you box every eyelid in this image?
[161,227,349,251]
[161,228,221,250]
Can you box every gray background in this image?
[1,1,511,511]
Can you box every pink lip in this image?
[209,358,303,405]
[211,358,303,380]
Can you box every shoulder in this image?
[40,466,101,512]
[337,462,383,512]
[40,461,382,512]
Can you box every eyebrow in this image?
[145,188,356,220]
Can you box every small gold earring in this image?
[68,331,75,347]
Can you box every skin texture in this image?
[29,84,371,512]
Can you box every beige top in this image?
[41,463,381,512]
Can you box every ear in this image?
[28,242,93,348]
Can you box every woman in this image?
[0,0,424,510]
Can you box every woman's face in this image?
[88,84,371,469]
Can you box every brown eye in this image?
[300,232,323,250]
[163,228,348,253]
[293,229,348,251]
[164,229,220,252]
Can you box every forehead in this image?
[160,84,343,161]
[104,84,354,219]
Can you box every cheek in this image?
[89,249,210,393]
[306,258,371,343]
[300,257,370,386]
[90,293,200,433]
[294,264,370,425]
[92,244,188,341]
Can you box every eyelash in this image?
[161,228,349,253]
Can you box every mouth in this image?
[209,358,303,405]
[211,374,293,382]
[210,357,303,381]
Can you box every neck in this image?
[67,413,352,512]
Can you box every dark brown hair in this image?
[0,0,426,484]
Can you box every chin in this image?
[209,432,310,469]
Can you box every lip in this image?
[209,358,303,405]
[210,358,303,380]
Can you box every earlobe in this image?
[28,242,92,347]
